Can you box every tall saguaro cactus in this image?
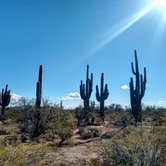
[31,65,44,138]
[0,85,11,115]
[130,50,147,122]
[80,65,93,112]
[36,65,42,108]
[96,73,109,120]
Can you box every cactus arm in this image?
[131,62,136,75]
[134,50,139,74]
[80,80,85,100]
[104,84,109,99]
[96,85,100,101]
[129,78,133,106]
[144,67,147,84]
[140,75,145,98]
[86,64,89,80]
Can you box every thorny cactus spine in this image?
[130,50,147,122]
[0,85,11,115]
[80,65,93,112]
[36,65,42,108]
[96,73,109,121]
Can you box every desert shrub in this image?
[17,106,57,138]
[30,108,46,138]
[4,135,18,145]
[108,111,135,128]
[101,131,113,139]
[74,106,100,126]
[0,121,8,135]
[88,159,101,166]
[19,122,29,133]
[80,126,101,139]
[5,109,19,120]
[74,107,84,126]
[24,144,48,165]
[100,126,166,166]
[0,145,25,165]
[0,137,7,149]
[47,110,76,146]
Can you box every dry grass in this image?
[0,109,165,165]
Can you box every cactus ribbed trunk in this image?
[80,65,93,113]
[32,65,43,138]
[36,65,42,109]
[1,106,5,116]
[100,100,104,117]
[0,85,11,116]
[84,100,89,111]
[129,50,147,122]
[96,73,109,121]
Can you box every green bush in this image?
[100,126,166,166]
[108,111,135,127]
[80,127,101,139]
[0,145,25,165]
[0,122,8,135]
[0,137,7,149]
[47,110,76,146]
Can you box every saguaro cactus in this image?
[0,85,11,115]
[96,73,109,120]
[130,50,147,122]
[31,65,44,138]
[35,65,42,108]
[80,65,93,112]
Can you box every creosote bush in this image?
[100,126,166,166]
[79,126,101,139]
[47,109,76,146]
[0,121,8,135]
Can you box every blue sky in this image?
[0,0,166,107]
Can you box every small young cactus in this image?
[0,85,11,115]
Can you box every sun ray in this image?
[88,1,156,57]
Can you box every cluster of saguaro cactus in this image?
[80,65,109,121]
[36,65,43,108]
[96,73,109,120]
[80,65,93,112]
[129,50,147,122]
[0,85,11,115]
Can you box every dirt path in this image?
[40,142,99,166]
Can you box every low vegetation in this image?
[0,105,165,165]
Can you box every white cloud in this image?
[62,92,81,101]
[158,100,166,106]
[121,84,129,90]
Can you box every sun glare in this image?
[157,0,166,7]
[155,0,166,19]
